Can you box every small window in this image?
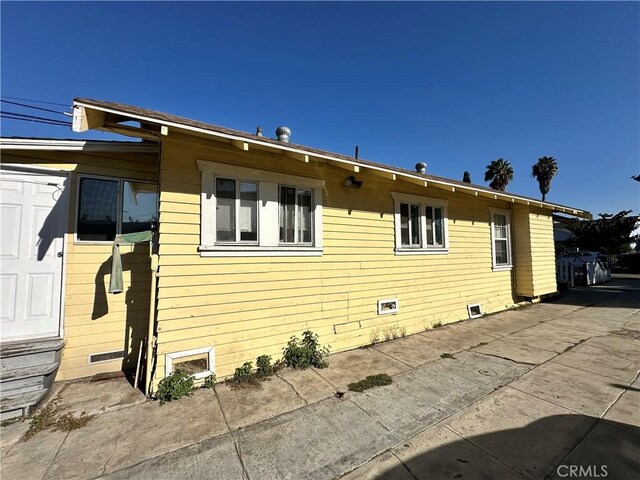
[490,208,512,270]
[77,176,157,242]
[279,186,313,244]
[392,193,449,255]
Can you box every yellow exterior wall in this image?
[153,135,524,384]
[2,149,158,380]
[528,207,557,296]
[513,204,557,298]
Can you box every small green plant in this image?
[233,362,255,383]
[256,355,275,377]
[369,328,381,344]
[440,353,456,359]
[347,373,393,393]
[156,370,195,404]
[202,374,216,389]
[399,326,407,337]
[24,398,94,440]
[282,330,330,369]
[431,320,443,329]
[383,324,400,340]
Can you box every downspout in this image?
[145,140,162,397]
[145,246,158,396]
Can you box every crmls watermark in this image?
[556,464,608,478]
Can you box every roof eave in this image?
[72,100,592,219]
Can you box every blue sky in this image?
[2,2,638,216]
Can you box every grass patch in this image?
[347,373,393,393]
[1,417,22,427]
[24,398,93,440]
[440,353,456,359]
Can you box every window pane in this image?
[279,186,296,243]
[425,207,434,246]
[400,203,410,245]
[410,204,420,245]
[495,239,509,264]
[122,182,158,234]
[216,178,236,242]
[77,178,118,241]
[297,189,312,243]
[493,214,507,239]
[240,182,258,242]
[434,207,443,246]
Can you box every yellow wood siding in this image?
[153,137,523,383]
[2,150,158,380]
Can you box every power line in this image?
[1,99,70,116]
[1,114,71,127]
[1,110,71,124]
[1,96,69,107]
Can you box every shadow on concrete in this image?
[375,415,640,480]
[542,277,640,309]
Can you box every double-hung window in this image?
[76,175,158,242]
[392,193,449,254]
[199,160,323,256]
[489,208,512,270]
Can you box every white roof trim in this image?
[72,100,591,219]
[0,138,159,153]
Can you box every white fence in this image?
[557,252,611,287]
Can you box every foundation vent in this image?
[88,350,125,364]
[378,298,399,315]
[467,304,482,319]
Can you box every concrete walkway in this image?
[1,278,639,480]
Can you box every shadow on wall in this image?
[36,176,70,261]
[92,243,151,374]
[373,415,639,480]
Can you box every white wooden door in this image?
[0,168,68,341]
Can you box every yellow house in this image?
[0,98,590,418]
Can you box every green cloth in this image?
[109,230,154,294]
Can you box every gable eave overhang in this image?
[0,137,159,153]
[72,100,592,219]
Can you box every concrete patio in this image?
[1,277,639,480]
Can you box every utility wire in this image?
[1,96,69,107]
[1,115,72,127]
[1,99,70,116]
[1,113,71,126]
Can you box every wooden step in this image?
[0,362,60,382]
[0,390,47,420]
[0,338,65,359]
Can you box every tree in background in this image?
[532,156,559,202]
[462,171,471,183]
[484,158,513,191]
[565,210,639,254]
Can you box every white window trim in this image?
[165,346,215,381]
[391,192,449,255]
[197,160,324,256]
[377,298,399,315]
[74,174,157,245]
[489,207,513,271]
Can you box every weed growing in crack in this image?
[347,374,393,393]
[282,330,330,369]
[24,398,94,440]
[156,370,195,404]
[431,320,444,329]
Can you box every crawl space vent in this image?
[467,304,482,319]
[377,298,399,315]
[89,350,125,364]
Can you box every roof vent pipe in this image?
[415,162,427,174]
[276,126,291,143]
[256,126,263,137]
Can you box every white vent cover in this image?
[378,298,399,315]
[467,304,482,319]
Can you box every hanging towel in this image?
[109,230,154,294]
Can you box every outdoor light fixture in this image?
[344,175,363,189]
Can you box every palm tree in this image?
[484,158,514,191]
[531,156,559,202]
